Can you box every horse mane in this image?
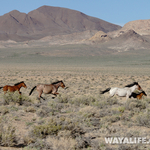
[51,80,62,85]
[14,81,24,86]
[125,82,138,87]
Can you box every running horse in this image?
[0,81,27,94]
[29,80,66,100]
[100,82,142,100]
[129,90,147,100]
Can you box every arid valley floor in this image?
[1,47,150,150]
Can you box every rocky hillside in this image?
[122,19,150,35]
[86,25,150,53]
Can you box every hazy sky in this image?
[1,0,150,26]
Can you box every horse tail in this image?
[100,88,111,94]
[29,86,36,96]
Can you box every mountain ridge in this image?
[0,5,121,42]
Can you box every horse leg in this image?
[40,96,45,100]
[38,91,46,101]
[52,88,59,95]
[107,92,116,100]
[54,92,59,95]
[51,87,59,98]
[3,87,7,94]
[37,91,42,102]
[107,95,114,100]
[126,91,132,100]
[126,93,130,100]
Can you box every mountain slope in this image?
[28,6,121,34]
[0,5,121,41]
[122,19,150,35]
[102,29,150,52]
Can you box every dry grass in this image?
[0,58,150,150]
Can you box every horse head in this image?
[22,81,27,89]
[60,80,65,89]
[142,90,147,96]
[125,82,142,91]
[135,82,143,91]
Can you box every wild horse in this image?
[129,90,147,99]
[29,80,66,100]
[0,81,27,94]
[100,82,142,100]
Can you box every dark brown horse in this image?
[129,90,147,100]
[0,81,27,94]
[29,80,66,100]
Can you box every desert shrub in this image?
[109,115,120,123]
[0,106,9,115]
[136,110,150,127]
[31,123,61,138]
[25,106,36,113]
[135,101,147,110]
[31,115,85,140]
[92,100,108,109]
[118,145,140,150]
[75,137,91,149]
[118,106,125,113]
[145,97,150,103]
[48,100,64,114]
[91,97,118,109]
[3,91,31,105]
[125,100,146,111]
[111,108,122,115]
[70,126,85,139]
[78,106,101,126]
[102,115,120,124]
[9,105,19,112]
[58,130,71,138]
[79,106,98,117]
[107,98,118,105]
[69,95,96,106]
[31,118,62,138]
[44,137,76,150]
[36,106,54,117]
[58,94,69,103]
[120,111,133,122]
[27,138,47,150]
[91,139,105,150]
[0,124,16,146]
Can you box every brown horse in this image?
[129,90,147,100]
[29,80,66,100]
[0,81,27,94]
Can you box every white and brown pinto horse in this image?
[29,80,66,100]
[100,82,142,100]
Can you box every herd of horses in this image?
[0,80,66,100]
[0,80,147,101]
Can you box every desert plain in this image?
[0,46,150,150]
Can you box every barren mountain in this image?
[1,6,150,55]
[101,29,150,52]
[0,5,121,42]
[122,19,150,35]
